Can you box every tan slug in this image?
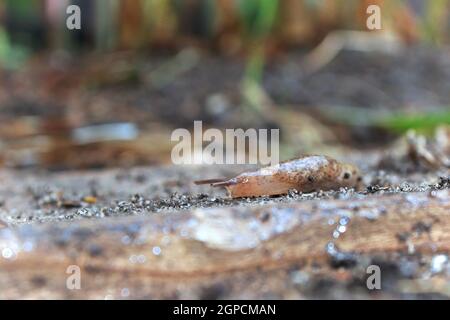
[195,155,362,198]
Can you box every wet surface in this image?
[0,158,449,299]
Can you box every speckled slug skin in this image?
[207,156,362,198]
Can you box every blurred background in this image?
[0,0,449,170]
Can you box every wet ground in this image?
[0,154,449,299]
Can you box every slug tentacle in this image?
[194,178,228,185]
[196,155,362,198]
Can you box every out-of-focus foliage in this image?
[1,0,449,53]
[0,26,29,69]
[378,111,450,134]
[319,105,450,135]
[1,0,449,133]
[236,0,278,39]
[421,0,449,44]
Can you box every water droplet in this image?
[326,242,336,255]
[431,255,448,274]
[152,246,162,256]
[129,255,137,264]
[137,254,147,263]
[1,247,14,259]
[339,216,350,226]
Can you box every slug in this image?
[195,155,362,198]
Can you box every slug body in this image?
[196,155,361,198]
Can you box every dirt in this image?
[0,153,447,224]
[0,154,449,299]
[1,45,450,131]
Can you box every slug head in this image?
[338,163,363,189]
